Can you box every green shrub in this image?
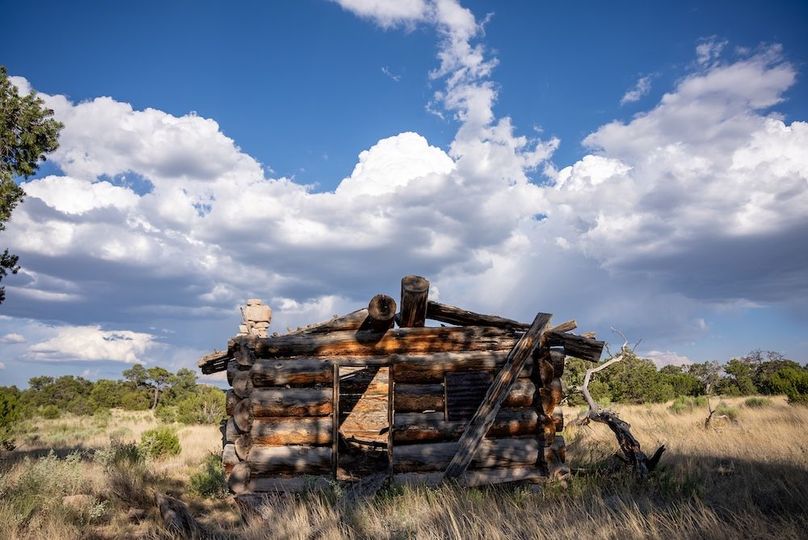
[40,404,61,419]
[96,439,143,468]
[744,397,771,408]
[189,452,226,498]
[139,427,181,459]
[787,391,808,406]
[715,403,739,422]
[175,386,226,424]
[668,396,707,414]
[154,404,178,424]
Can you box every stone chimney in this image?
[238,298,272,338]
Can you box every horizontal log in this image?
[248,445,332,475]
[426,301,531,331]
[545,331,604,362]
[241,326,518,359]
[394,379,535,413]
[251,358,334,387]
[251,417,333,446]
[393,409,538,443]
[198,349,229,374]
[246,475,332,494]
[285,309,368,335]
[392,466,545,488]
[394,383,444,412]
[250,388,332,417]
[393,437,539,472]
[393,351,526,383]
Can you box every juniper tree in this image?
[0,66,62,303]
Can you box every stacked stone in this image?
[239,299,272,338]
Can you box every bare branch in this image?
[577,330,666,478]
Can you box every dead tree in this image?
[578,330,665,477]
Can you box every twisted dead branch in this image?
[578,329,665,477]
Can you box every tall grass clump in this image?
[0,450,107,536]
[668,395,707,414]
[744,396,771,408]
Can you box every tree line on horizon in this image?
[0,364,226,445]
[1,349,807,446]
[563,349,808,407]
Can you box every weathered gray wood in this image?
[545,331,604,362]
[332,362,339,478]
[198,348,229,374]
[285,309,368,335]
[233,398,253,432]
[247,475,332,493]
[232,368,253,398]
[366,294,397,331]
[228,462,251,495]
[443,312,552,480]
[248,445,332,475]
[227,361,249,386]
[393,437,540,472]
[226,390,239,416]
[222,443,239,470]
[549,349,565,378]
[394,383,444,412]
[393,350,520,383]
[251,388,332,417]
[426,301,531,331]
[393,409,538,443]
[399,275,429,328]
[251,358,333,387]
[235,434,251,460]
[251,417,333,446]
[241,326,518,359]
[235,341,256,367]
[539,379,563,415]
[394,379,534,413]
[225,417,240,442]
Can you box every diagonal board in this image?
[442,312,552,481]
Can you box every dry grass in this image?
[1,398,806,539]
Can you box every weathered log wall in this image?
[204,274,604,494]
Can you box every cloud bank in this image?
[2,1,807,372]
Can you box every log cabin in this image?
[198,275,604,494]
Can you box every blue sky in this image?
[1,0,807,387]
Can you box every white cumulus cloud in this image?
[28,326,156,363]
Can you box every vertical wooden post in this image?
[399,275,429,328]
[388,363,395,475]
[332,362,339,480]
